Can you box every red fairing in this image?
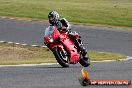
[44,27,60,44]
[44,26,80,64]
[59,33,80,62]
[51,28,60,41]
[44,37,49,44]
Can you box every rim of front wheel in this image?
[57,48,69,63]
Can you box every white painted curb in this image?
[0,63,58,67]
[0,41,6,43]
[0,41,47,47]
[15,43,20,45]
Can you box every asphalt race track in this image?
[0,60,132,88]
[0,18,132,55]
[0,18,132,88]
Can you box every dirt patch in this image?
[0,16,48,23]
[0,43,56,65]
[0,45,33,60]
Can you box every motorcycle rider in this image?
[47,11,87,57]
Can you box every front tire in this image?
[52,47,69,68]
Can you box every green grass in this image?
[0,0,132,27]
[89,51,126,61]
[0,42,126,65]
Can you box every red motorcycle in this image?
[44,26,90,67]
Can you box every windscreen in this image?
[44,26,55,37]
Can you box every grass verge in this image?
[0,0,132,27]
[89,51,126,61]
[0,42,126,65]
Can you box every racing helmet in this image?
[48,11,59,25]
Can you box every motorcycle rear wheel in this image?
[52,47,69,68]
[79,55,90,67]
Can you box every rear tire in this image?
[79,55,90,67]
[52,47,69,68]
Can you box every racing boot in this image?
[68,33,88,58]
[79,46,88,60]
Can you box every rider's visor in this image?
[49,17,54,21]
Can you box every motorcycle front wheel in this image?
[52,47,69,68]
